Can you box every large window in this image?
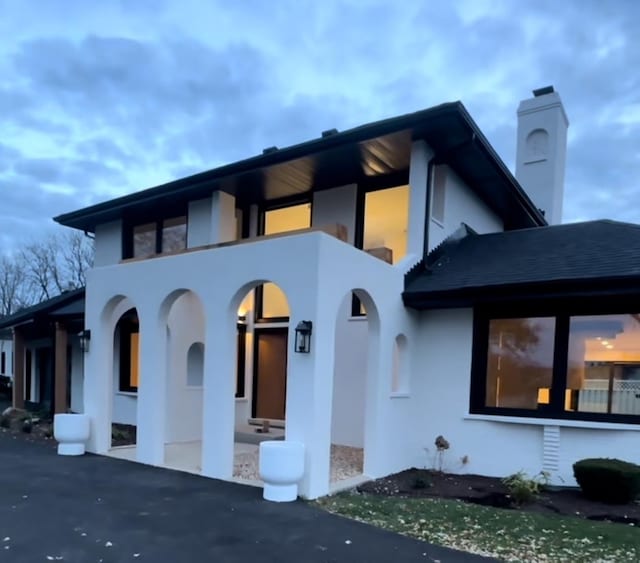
[472,311,640,423]
[257,202,310,320]
[362,185,409,265]
[128,215,187,259]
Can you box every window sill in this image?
[115,391,138,398]
[348,316,368,322]
[390,392,410,399]
[463,414,640,431]
[235,397,248,402]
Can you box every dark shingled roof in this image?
[403,220,640,308]
[0,288,85,330]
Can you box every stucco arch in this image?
[330,287,381,485]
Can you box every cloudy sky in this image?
[1,0,638,254]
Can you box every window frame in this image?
[470,302,640,425]
[352,182,411,316]
[117,313,139,393]
[123,208,188,259]
[255,196,312,323]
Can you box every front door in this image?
[253,329,288,420]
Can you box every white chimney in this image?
[515,86,569,225]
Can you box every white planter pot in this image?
[259,440,305,502]
[54,414,90,456]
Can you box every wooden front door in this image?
[253,329,288,420]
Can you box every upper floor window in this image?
[257,202,311,321]
[362,185,409,265]
[472,310,640,423]
[128,215,187,259]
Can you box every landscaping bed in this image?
[357,468,640,525]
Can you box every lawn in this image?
[317,492,640,562]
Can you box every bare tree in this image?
[0,231,93,318]
[0,256,28,317]
[60,231,93,289]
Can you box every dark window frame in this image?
[117,311,139,393]
[352,181,415,316]
[0,351,4,374]
[236,323,247,398]
[470,301,640,424]
[122,208,188,259]
[255,196,312,323]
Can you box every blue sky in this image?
[1,0,638,253]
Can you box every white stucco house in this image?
[35,86,640,499]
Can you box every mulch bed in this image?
[357,468,640,525]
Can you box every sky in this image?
[1,0,638,254]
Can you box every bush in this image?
[502,470,549,505]
[573,458,640,504]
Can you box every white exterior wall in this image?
[70,336,85,413]
[94,220,123,267]
[312,184,357,243]
[428,166,503,250]
[165,292,205,443]
[409,309,640,485]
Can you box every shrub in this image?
[573,458,640,504]
[502,470,549,506]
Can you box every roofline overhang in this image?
[403,275,640,310]
[54,102,546,233]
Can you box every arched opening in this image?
[186,343,204,387]
[229,280,290,482]
[110,304,139,451]
[330,288,379,486]
[162,290,206,474]
[392,334,409,394]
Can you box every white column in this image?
[211,191,236,244]
[362,318,392,477]
[136,308,167,466]
[407,140,435,258]
[82,285,114,454]
[200,304,236,480]
[285,288,336,499]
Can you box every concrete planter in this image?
[54,414,90,456]
[259,441,305,502]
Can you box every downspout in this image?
[422,158,435,262]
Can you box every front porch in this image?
[84,229,407,498]
[106,440,365,490]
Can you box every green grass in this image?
[316,493,640,562]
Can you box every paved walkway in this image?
[0,433,493,562]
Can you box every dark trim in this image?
[236,323,247,398]
[117,310,139,393]
[251,327,288,419]
[404,277,640,310]
[122,208,188,260]
[54,102,545,234]
[422,159,434,260]
[470,304,640,424]
[550,315,569,413]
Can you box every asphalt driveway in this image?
[0,433,493,562]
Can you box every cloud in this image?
[0,0,639,255]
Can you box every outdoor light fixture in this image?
[237,314,247,323]
[294,320,312,353]
[78,329,91,353]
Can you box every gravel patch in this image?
[232,443,364,482]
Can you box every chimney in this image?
[515,86,569,225]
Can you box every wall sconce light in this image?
[294,320,312,353]
[78,329,91,353]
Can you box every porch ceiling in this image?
[54,102,545,233]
